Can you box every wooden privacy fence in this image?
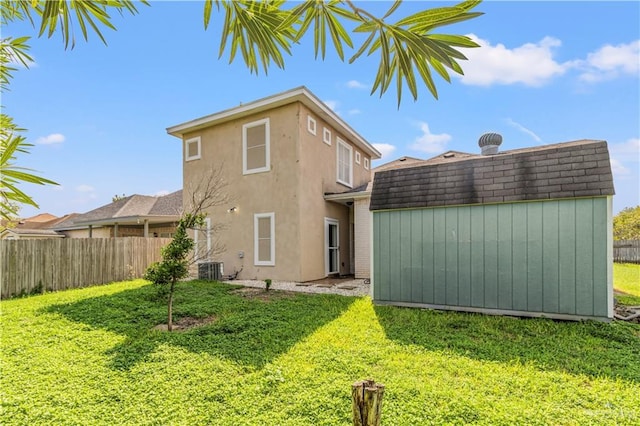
[613,239,640,264]
[613,240,640,263]
[1,237,172,299]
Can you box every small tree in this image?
[614,206,640,240]
[144,213,204,331]
[144,167,230,331]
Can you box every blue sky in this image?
[5,1,639,218]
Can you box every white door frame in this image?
[325,217,339,276]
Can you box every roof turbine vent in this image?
[478,132,503,155]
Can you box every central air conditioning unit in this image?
[198,262,224,281]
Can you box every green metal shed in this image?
[369,139,615,321]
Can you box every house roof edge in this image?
[166,86,381,159]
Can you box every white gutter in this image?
[166,86,382,159]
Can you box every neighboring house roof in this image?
[21,213,58,223]
[373,156,424,172]
[1,227,64,238]
[370,140,615,211]
[148,189,183,215]
[53,190,183,230]
[1,213,77,230]
[1,213,78,238]
[373,151,480,173]
[166,86,382,160]
[325,151,482,202]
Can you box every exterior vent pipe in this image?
[478,132,503,155]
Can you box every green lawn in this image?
[614,263,640,305]
[2,280,639,425]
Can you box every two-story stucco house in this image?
[167,87,381,282]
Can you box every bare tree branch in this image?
[184,164,232,216]
[184,164,232,266]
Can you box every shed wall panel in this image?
[575,199,594,315]
[511,203,528,311]
[457,207,472,307]
[592,199,609,318]
[410,210,423,303]
[497,204,513,310]
[372,197,613,320]
[542,201,560,313]
[421,209,435,304]
[433,209,447,305]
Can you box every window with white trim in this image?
[185,137,201,161]
[336,137,353,187]
[323,128,331,145]
[243,118,270,175]
[194,217,211,262]
[355,151,361,165]
[364,157,370,170]
[307,115,317,135]
[254,212,275,266]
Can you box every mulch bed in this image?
[231,287,296,301]
[153,315,217,332]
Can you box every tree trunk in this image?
[352,379,384,426]
[167,281,175,332]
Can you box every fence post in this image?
[352,379,384,426]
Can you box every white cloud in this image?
[409,122,451,154]
[348,109,362,115]
[578,40,640,82]
[323,100,339,111]
[346,80,367,89]
[76,184,95,193]
[609,138,639,179]
[458,34,572,86]
[610,138,640,167]
[372,143,396,159]
[610,138,640,159]
[74,184,97,202]
[610,157,630,176]
[505,118,542,143]
[36,133,65,145]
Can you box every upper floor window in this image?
[355,151,361,165]
[323,127,332,145]
[307,115,317,135]
[336,137,353,187]
[364,157,370,170]
[243,118,270,175]
[185,137,201,161]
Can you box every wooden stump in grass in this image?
[352,379,385,426]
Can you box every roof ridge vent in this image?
[478,132,502,155]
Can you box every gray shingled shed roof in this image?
[370,140,615,211]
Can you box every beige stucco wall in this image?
[182,101,375,282]
[297,104,373,281]
[183,104,302,281]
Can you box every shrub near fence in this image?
[613,239,640,264]
[0,237,172,299]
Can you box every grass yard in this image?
[614,262,640,305]
[2,279,639,426]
